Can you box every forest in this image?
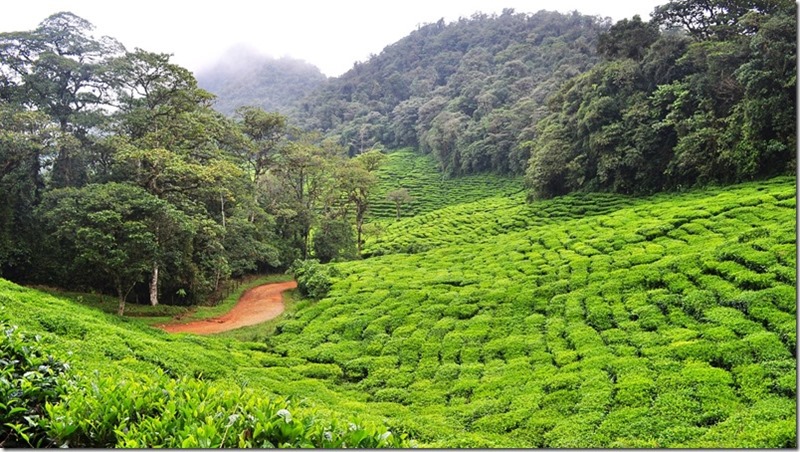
[287,0,795,195]
[0,0,796,448]
[0,12,390,310]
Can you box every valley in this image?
[0,1,795,448]
[1,151,795,447]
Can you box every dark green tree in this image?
[597,15,660,60]
[0,104,51,279]
[312,218,356,263]
[39,183,191,314]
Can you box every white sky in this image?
[3,1,665,77]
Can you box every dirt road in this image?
[156,280,297,335]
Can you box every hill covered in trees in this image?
[524,1,796,198]
[196,46,327,117]
[291,9,607,175]
[284,1,795,197]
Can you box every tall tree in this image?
[270,137,336,259]
[386,188,413,220]
[336,164,376,255]
[39,183,191,314]
[0,12,123,131]
[0,12,123,188]
[236,106,288,182]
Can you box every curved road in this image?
[156,280,297,335]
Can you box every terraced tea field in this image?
[368,149,523,221]
[1,171,795,447]
[271,175,797,447]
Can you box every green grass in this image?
[0,159,795,447]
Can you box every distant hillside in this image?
[196,46,327,117]
[291,9,608,175]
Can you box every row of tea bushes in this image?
[0,280,411,448]
[268,176,796,447]
[368,149,523,221]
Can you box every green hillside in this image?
[0,278,410,447]
[1,171,795,448]
[272,175,797,447]
[368,149,523,221]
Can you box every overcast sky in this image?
[4,1,665,77]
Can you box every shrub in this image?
[585,296,615,330]
[733,364,771,403]
[595,407,663,446]
[294,363,344,380]
[43,369,411,448]
[0,324,72,448]
[290,259,337,300]
[372,388,411,404]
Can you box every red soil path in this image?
[156,280,297,335]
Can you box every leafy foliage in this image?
[525,0,796,199]
[290,259,336,300]
[44,370,408,448]
[0,323,71,447]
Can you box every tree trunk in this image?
[149,262,159,306]
[356,216,364,255]
[221,190,227,228]
[395,202,401,220]
[117,281,126,316]
[302,228,309,260]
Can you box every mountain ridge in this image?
[196,44,328,116]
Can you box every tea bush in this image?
[0,324,71,447]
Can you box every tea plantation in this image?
[273,175,797,447]
[368,149,524,221]
[0,169,796,447]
